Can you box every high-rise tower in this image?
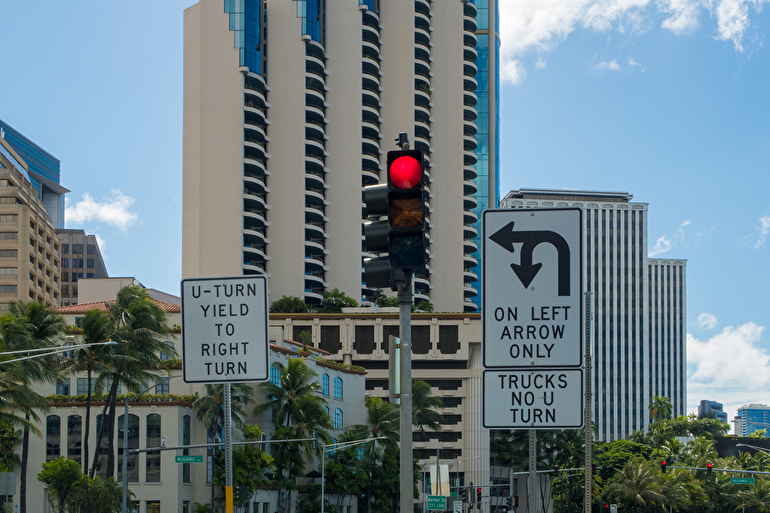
[501,189,687,441]
[183,0,499,313]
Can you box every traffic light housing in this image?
[661,460,667,474]
[707,462,713,474]
[476,487,482,503]
[553,465,559,476]
[591,463,597,475]
[469,483,474,505]
[363,149,427,289]
[514,496,519,508]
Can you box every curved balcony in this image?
[362,104,380,121]
[362,7,380,28]
[415,46,431,64]
[414,292,431,304]
[244,209,268,228]
[463,299,479,313]
[362,119,380,140]
[244,122,268,143]
[463,209,478,226]
[305,138,327,158]
[304,290,323,304]
[243,245,268,262]
[244,176,267,198]
[415,62,432,81]
[464,31,477,48]
[244,191,268,211]
[464,91,478,108]
[244,155,267,177]
[305,206,327,224]
[464,120,478,137]
[304,256,327,272]
[463,284,478,299]
[243,227,267,246]
[306,155,326,176]
[363,40,380,59]
[415,12,431,32]
[463,180,478,196]
[413,276,430,291]
[464,75,478,92]
[362,169,380,186]
[464,46,478,64]
[362,24,380,45]
[415,90,432,109]
[244,140,267,161]
[304,273,325,289]
[464,106,478,122]
[414,136,430,154]
[306,88,326,108]
[415,120,431,138]
[464,135,478,152]
[463,238,478,254]
[244,85,268,106]
[463,223,478,239]
[362,87,379,106]
[305,220,326,239]
[464,195,478,211]
[306,54,327,76]
[464,61,478,78]
[305,239,326,258]
[415,27,431,49]
[244,103,267,125]
[463,270,478,284]
[414,104,431,123]
[305,171,325,191]
[463,15,477,33]
[463,254,478,270]
[363,59,381,80]
[306,105,327,125]
[306,123,325,144]
[464,150,478,166]
[305,189,327,208]
[361,152,380,170]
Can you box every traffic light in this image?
[477,487,482,503]
[469,483,474,505]
[591,463,597,475]
[363,149,427,289]
[661,460,667,474]
[707,462,713,474]
[553,465,559,476]
[514,496,519,508]
[386,149,427,270]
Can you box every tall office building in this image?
[500,189,687,441]
[55,229,109,305]
[699,399,728,422]
[735,404,770,437]
[183,0,499,313]
[0,119,68,229]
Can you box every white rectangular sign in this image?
[482,209,582,368]
[181,275,269,383]
[482,369,584,429]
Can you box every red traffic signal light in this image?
[661,461,667,473]
[389,154,423,189]
[707,462,713,474]
[476,487,482,503]
[591,463,597,474]
[514,496,519,508]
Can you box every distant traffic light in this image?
[553,465,559,476]
[514,496,519,508]
[469,483,474,505]
[591,463,597,475]
[707,462,713,474]
[661,460,667,474]
[477,487,482,503]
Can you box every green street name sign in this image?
[175,455,203,463]
[732,477,755,484]
[427,496,447,511]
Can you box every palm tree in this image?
[736,478,770,512]
[253,358,323,428]
[604,458,667,513]
[648,395,672,424]
[90,285,175,478]
[2,301,66,513]
[352,397,400,513]
[411,380,444,434]
[194,382,255,511]
[67,310,114,474]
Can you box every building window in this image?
[155,380,169,394]
[412,325,431,354]
[183,415,191,483]
[87,244,95,254]
[87,258,94,268]
[67,415,82,464]
[322,374,329,396]
[146,501,160,513]
[57,379,70,395]
[320,325,341,353]
[0,268,17,275]
[0,250,17,258]
[324,405,329,417]
[333,377,343,399]
[0,232,18,240]
[72,244,83,254]
[118,414,139,482]
[46,415,61,461]
[183,502,190,513]
[146,414,161,482]
[438,325,459,354]
[0,215,17,222]
[76,378,95,395]
[270,364,281,385]
[354,325,375,354]
[333,409,343,430]
[160,341,175,361]
[61,244,69,254]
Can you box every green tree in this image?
[4,301,66,513]
[254,359,324,428]
[37,456,84,513]
[411,380,444,434]
[352,397,400,513]
[65,476,126,513]
[90,285,175,479]
[271,296,311,314]
[212,427,273,507]
[67,309,114,474]
[0,423,21,472]
[648,395,673,423]
[193,383,256,511]
[318,289,358,313]
[603,457,667,513]
[323,431,368,513]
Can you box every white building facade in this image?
[500,189,687,441]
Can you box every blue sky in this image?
[1,1,769,424]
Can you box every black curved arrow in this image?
[489,221,571,296]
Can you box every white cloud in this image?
[688,322,769,421]
[756,215,770,249]
[65,189,139,232]
[696,312,718,329]
[535,58,547,69]
[594,59,622,70]
[498,0,768,83]
[649,234,673,255]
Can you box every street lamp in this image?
[321,437,385,513]
[0,340,117,365]
[122,374,182,513]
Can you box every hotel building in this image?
[182,0,500,312]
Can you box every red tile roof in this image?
[55,298,181,314]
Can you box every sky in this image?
[0,1,768,426]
